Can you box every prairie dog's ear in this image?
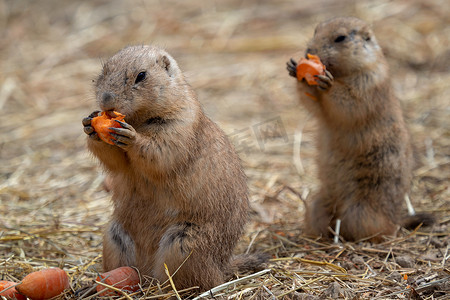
[157,55,175,77]
[360,25,373,42]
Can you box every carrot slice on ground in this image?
[91,111,126,145]
[15,268,70,300]
[296,54,326,85]
[0,281,26,300]
[96,266,140,296]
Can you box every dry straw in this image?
[1,0,448,298]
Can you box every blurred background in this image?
[0,0,448,297]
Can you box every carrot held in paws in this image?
[296,54,326,85]
[91,111,126,145]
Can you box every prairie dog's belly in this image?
[111,194,182,273]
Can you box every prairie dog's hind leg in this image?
[102,221,136,271]
[152,222,224,291]
[304,195,334,238]
[339,203,398,242]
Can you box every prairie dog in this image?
[287,17,432,242]
[82,45,262,291]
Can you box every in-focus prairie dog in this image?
[82,45,264,291]
[287,17,432,242]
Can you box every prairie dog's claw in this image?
[315,70,334,91]
[109,123,136,150]
[287,58,298,78]
[82,111,101,140]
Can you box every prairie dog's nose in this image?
[100,92,116,111]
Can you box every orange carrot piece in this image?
[296,54,326,85]
[91,111,126,145]
[0,281,26,300]
[15,268,70,300]
[304,92,318,101]
[96,266,140,296]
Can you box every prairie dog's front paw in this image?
[82,110,101,141]
[315,70,334,91]
[109,121,136,150]
[286,58,298,78]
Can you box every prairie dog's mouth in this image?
[104,110,120,118]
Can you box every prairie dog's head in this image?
[95,45,196,127]
[306,17,387,78]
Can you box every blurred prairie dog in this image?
[287,17,432,242]
[82,45,265,291]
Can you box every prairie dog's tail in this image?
[403,212,435,230]
[226,253,270,278]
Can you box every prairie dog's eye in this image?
[334,35,346,43]
[135,71,146,84]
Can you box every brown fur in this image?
[82,45,256,291]
[287,17,430,242]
